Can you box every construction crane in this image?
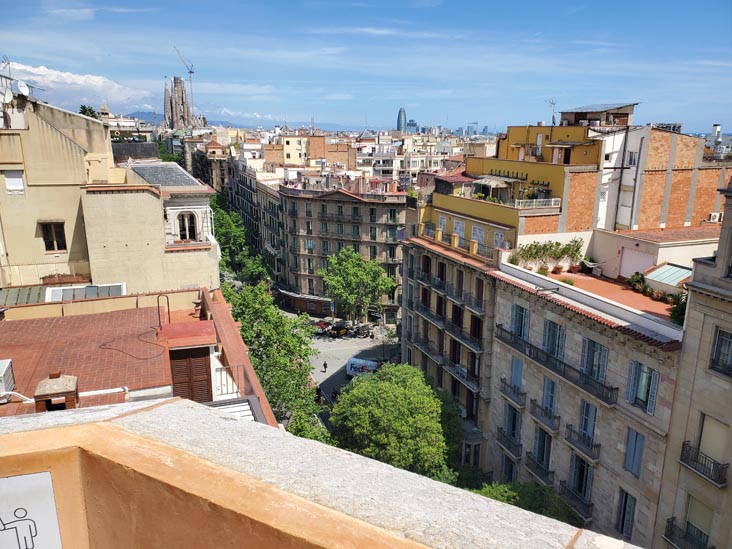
[174,46,195,124]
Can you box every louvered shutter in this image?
[557,325,565,360]
[511,304,519,334]
[170,352,192,399]
[581,339,589,373]
[543,320,551,351]
[533,426,540,456]
[190,347,213,403]
[624,429,636,472]
[622,493,636,538]
[585,465,594,500]
[632,432,645,476]
[522,309,530,339]
[646,370,659,416]
[626,361,639,403]
[511,357,523,389]
[598,345,608,383]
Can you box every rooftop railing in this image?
[513,197,562,209]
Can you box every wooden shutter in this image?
[511,357,523,389]
[169,347,212,404]
[646,370,659,416]
[581,339,589,373]
[622,492,636,538]
[170,352,191,399]
[633,432,645,476]
[543,320,551,352]
[626,361,639,403]
[522,308,530,339]
[543,377,556,412]
[511,304,519,334]
[625,429,637,473]
[598,345,608,383]
[556,325,565,360]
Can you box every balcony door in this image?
[170,347,212,403]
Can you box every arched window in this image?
[178,212,197,241]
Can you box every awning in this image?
[473,176,513,188]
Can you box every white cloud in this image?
[216,107,274,120]
[195,82,275,95]
[324,93,353,100]
[9,62,152,110]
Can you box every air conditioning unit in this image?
[0,359,15,403]
[458,404,468,419]
[708,212,720,223]
[579,120,589,127]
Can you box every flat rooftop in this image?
[0,307,172,417]
[615,225,721,243]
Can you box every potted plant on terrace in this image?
[550,242,565,274]
[563,238,584,273]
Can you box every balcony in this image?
[457,237,470,252]
[559,481,593,523]
[445,320,483,352]
[370,215,378,223]
[415,269,431,284]
[412,334,444,365]
[289,246,299,253]
[423,225,436,239]
[386,217,399,224]
[464,293,485,314]
[499,377,526,408]
[406,298,414,309]
[495,325,619,406]
[383,256,401,264]
[529,399,560,433]
[496,427,522,460]
[288,227,297,234]
[287,208,297,217]
[525,452,554,486]
[680,441,729,487]
[663,517,715,549]
[414,303,446,329]
[565,425,601,462]
[440,231,452,245]
[445,283,464,304]
[407,268,414,279]
[442,356,480,392]
[431,276,446,292]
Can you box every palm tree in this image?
[79,105,99,119]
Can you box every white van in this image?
[345,357,379,379]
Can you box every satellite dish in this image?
[17,80,29,96]
[2,88,12,104]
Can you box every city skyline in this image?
[2,0,731,132]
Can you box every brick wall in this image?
[521,215,559,234]
[664,171,693,229]
[646,131,672,171]
[692,168,723,224]
[565,171,597,231]
[673,133,700,169]
[307,136,325,160]
[325,144,356,170]
[263,144,284,164]
[637,172,667,229]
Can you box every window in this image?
[387,227,397,241]
[579,400,597,439]
[337,205,344,216]
[320,203,327,214]
[3,170,24,194]
[321,258,328,269]
[369,207,377,222]
[352,243,360,253]
[501,454,517,483]
[472,225,485,246]
[581,338,608,383]
[439,216,446,233]
[624,428,645,478]
[306,206,312,217]
[604,153,611,162]
[685,496,713,547]
[616,490,636,539]
[533,427,552,467]
[370,227,377,241]
[504,402,521,440]
[569,453,593,500]
[336,223,344,235]
[305,221,313,234]
[453,219,465,239]
[463,442,481,467]
[177,213,197,241]
[625,361,659,415]
[627,151,638,166]
[711,328,732,376]
[542,320,565,360]
[386,265,396,278]
[286,153,291,159]
[321,222,328,233]
[321,240,329,253]
[306,239,314,251]
[370,246,377,260]
[388,246,396,259]
[352,224,360,237]
[542,377,557,414]
[511,357,523,390]
[337,241,344,252]
[307,278,315,293]
[352,206,360,218]
[388,208,397,222]
[306,258,314,273]
[285,140,290,145]
[511,304,530,339]
[40,222,67,252]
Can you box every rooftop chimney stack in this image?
[34,372,79,412]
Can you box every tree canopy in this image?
[474,482,582,527]
[79,105,99,119]
[157,141,184,166]
[330,363,452,479]
[317,247,395,320]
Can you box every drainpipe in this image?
[628,135,645,230]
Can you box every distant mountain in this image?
[124,111,380,132]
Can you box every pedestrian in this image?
[322,361,328,373]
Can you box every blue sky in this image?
[3,0,731,132]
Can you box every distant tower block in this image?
[397,107,406,132]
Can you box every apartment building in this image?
[280,175,406,319]
[655,181,732,549]
[192,138,230,192]
[0,93,219,295]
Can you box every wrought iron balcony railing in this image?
[445,319,483,351]
[431,276,446,292]
[525,451,554,486]
[663,517,715,549]
[565,424,601,462]
[495,324,618,405]
[529,399,560,432]
[442,356,480,392]
[464,293,485,313]
[559,481,593,522]
[499,377,526,408]
[412,334,443,365]
[496,427,522,460]
[414,303,446,328]
[680,441,729,487]
[415,269,431,284]
[445,283,465,303]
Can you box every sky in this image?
[2,0,731,132]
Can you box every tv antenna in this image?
[174,46,195,123]
[547,99,557,126]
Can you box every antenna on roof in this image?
[16,80,29,96]
[547,99,557,126]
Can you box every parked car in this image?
[312,320,331,335]
[367,310,383,322]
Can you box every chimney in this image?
[34,372,79,413]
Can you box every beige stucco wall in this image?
[82,189,219,294]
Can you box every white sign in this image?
[0,472,62,549]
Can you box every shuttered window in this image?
[624,428,645,478]
[170,347,212,403]
[542,320,565,360]
[580,400,597,438]
[625,361,659,415]
[511,357,523,390]
[511,304,530,339]
[616,489,636,539]
[542,377,557,413]
[581,338,608,383]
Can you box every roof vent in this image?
[34,371,79,412]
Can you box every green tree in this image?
[79,104,99,119]
[210,193,247,269]
[330,363,453,480]
[474,482,583,527]
[223,283,318,423]
[286,410,331,444]
[434,388,463,467]
[157,141,183,166]
[317,247,395,321]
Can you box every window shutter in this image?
[557,325,565,360]
[569,454,577,487]
[543,320,551,351]
[511,304,518,333]
[522,309,530,338]
[626,361,639,403]
[585,465,594,500]
[623,493,636,538]
[533,426,540,456]
[598,345,608,383]
[633,432,645,477]
[646,370,659,416]
[581,339,589,373]
[624,429,636,472]
[511,357,523,389]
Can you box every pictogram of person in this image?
[0,507,38,549]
